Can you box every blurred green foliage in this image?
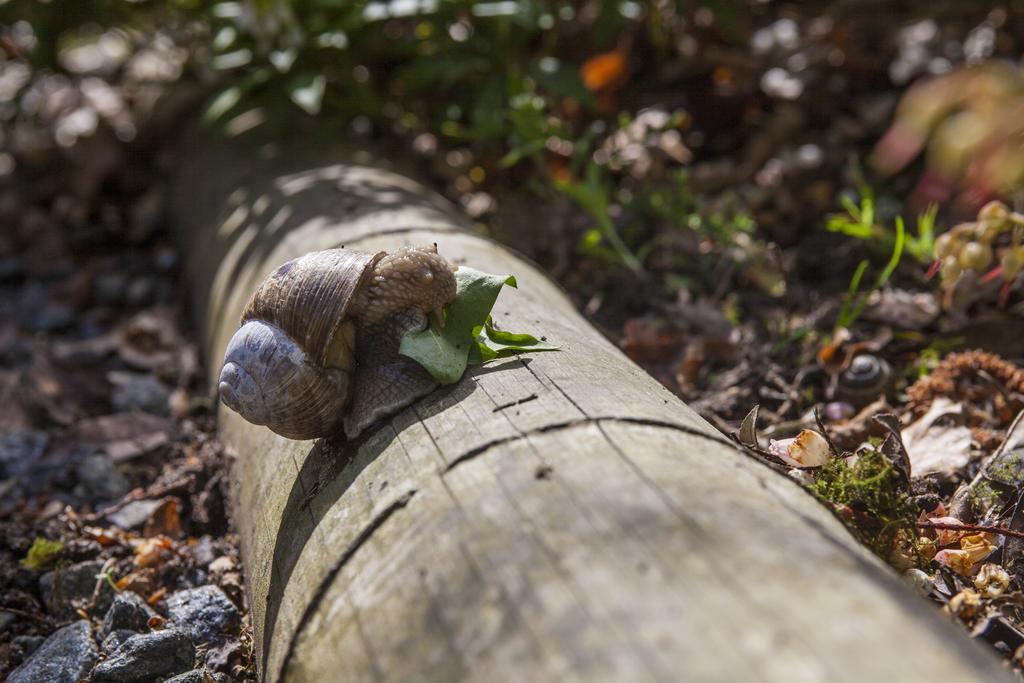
[3,0,756,280]
[827,189,937,265]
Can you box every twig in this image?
[82,475,196,522]
[919,520,1024,541]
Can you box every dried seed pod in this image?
[218,246,457,440]
[939,255,963,285]
[1002,246,1024,280]
[977,200,1009,224]
[933,232,958,260]
[958,241,992,272]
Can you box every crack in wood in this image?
[276,488,417,682]
[442,415,742,475]
[491,393,539,412]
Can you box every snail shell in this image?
[218,246,456,440]
[834,354,892,407]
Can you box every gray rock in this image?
[108,371,171,415]
[12,634,45,655]
[189,535,217,567]
[7,620,97,683]
[93,272,127,306]
[40,560,113,618]
[105,499,163,530]
[125,277,157,307]
[0,430,48,479]
[165,585,240,643]
[33,303,75,333]
[203,636,241,674]
[0,256,23,282]
[91,628,195,682]
[75,452,130,504]
[102,591,156,636]
[101,629,137,654]
[164,669,228,683]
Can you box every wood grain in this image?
[172,130,1008,682]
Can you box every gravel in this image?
[165,585,240,643]
[91,628,195,682]
[102,591,157,636]
[39,559,113,619]
[7,620,97,683]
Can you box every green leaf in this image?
[483,318,541,345]
[399,268,555,385]
[400,268,516,384]
[472,317,558,363]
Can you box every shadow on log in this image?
[171,127,1008,682]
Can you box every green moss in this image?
[963,480,1003,519]
[812,449,918,561]
[21,537,63,571]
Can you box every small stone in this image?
[12,634,46,655]
[102,591,157,636]
[203,636,242,674]
[0,430,49,479]
[108,371,172,415]
[40,560,113,619]
[93,272,127,306]
[91,628,195,682]
[189,535,217,568]
[0,256,24,282]
[106,499,163,530]
[208,556,235,574]
[101,629,136,654]
[0,611,15,630]
[7,620,98,683]
[75,452,130,505]
[164,669,228,683]
[32,303,75,333]
[125,277,156,307]
[165,585,240,643]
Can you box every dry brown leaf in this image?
[902,397,973,477]
[143,497,182,538]
[134,535,175,568]
[71,412,172,462]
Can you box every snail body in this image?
[218,246,457,440]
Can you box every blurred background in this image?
[2,2,1024,679]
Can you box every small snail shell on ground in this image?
[834,354,892,407]
[218,246,457,440]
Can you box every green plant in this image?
[554,162,644,272]
[835,215,905,330]
[827,192,876,240]
[95,568,122,593]
[827,190,936,265]
[813,448,918,560]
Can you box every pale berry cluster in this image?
[934,200,1024,288]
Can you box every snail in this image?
[834,354,891,407]
[217,245,457,440]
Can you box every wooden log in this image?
[171,129,1008,682]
